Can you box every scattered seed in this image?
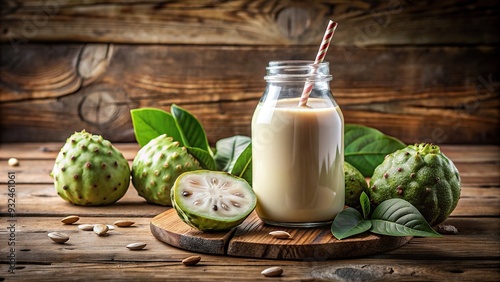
[261,266,283,277]
[435,224,459,235]
[182,255,201,266]
[48,232,69,244]
[61,215,80,225]
[8,158,19,167]
[93,224,109,236]
[78,224,95,231]
[114,220,135,227]
[126,242,147,250]
[106,224,115,230]
[269,231,291,239]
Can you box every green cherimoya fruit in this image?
[344,161,369,210]
[171,170,257,232]
[368,143,461,226]
[131,134,202,206]
[51,130,130,206]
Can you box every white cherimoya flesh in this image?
[171,170,256,231]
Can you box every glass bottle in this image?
[251,61,344,227]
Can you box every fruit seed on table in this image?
[78,224,95,231]
[182,255,201,266]
[61,215,80,225]
[261,266,283,277]
[93,224,109,236]
[114,220,135,227]
[8,158,19,167]
[269,231,291,239]
[48,232,69,244]
[126,242,147,250]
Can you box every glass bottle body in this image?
[251,61,345,227]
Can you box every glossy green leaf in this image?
[360,192,370,219]
[230,143,252,186]
[344,124,406,177]
[130,108,183,147]
[370,199,442,237]
[187,146,217,171]
[214,136,251,172]
[332,207,372,240]
[171,104,212,155]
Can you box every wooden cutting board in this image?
[150,209,412,260]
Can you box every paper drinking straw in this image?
[298,20,338,107]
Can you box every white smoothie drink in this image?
[252,97,344,226]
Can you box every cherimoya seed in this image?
[93,224,109,236]
[61,215,80,225]
[269,231,291,239]
[261,266,283,277]
[182,255,201,266]
[48,232,69,244]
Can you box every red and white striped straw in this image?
[298,20,338,107]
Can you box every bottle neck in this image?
[264,61,332,83]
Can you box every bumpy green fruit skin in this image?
[131,134,202,206]
[344,161,369,210]
[51,130,130,206]
[368,143,461,226]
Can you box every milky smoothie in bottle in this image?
[252,97,344,226]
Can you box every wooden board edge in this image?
[150,209,233,255]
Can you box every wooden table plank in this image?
[1,184,498,218]
[1,44,499,144]
[3,260,499,281]
[0,216,498,281]
[1,0,497,46]
[1,217,499,262]
[1,184,165,217]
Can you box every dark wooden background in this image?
[1,0,499,145]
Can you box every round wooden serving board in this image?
[150,209,412,260]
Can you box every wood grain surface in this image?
[1,44,498,144]
[1,0,498,45]
[0,143,498,281]
[0,0,499,144]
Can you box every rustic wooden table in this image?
[1,143,499,281]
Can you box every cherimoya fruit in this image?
[368,143,460,226]
[131,134,202,206]
[51,130,130,206]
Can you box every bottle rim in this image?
[264,60,332,82]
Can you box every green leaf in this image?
[130,108,183,147]
[171,104,212,155]
[370,198,442,238]
[230,143,252,186]
[187,146,217,171]
[360,192,370,219]
[214,136,251,172]
[332,207,372,240]
[344,124,406,177]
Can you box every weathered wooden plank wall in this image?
[0,0,499,144]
